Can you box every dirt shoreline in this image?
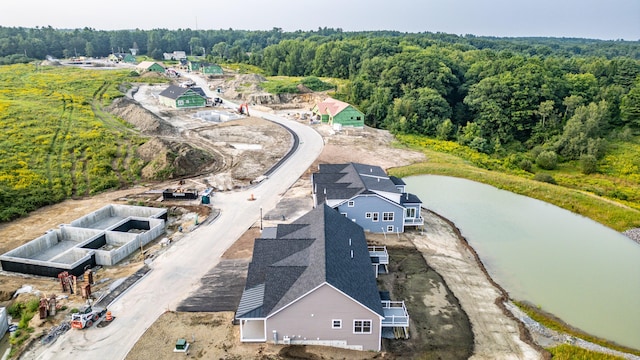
[428,209,550,360]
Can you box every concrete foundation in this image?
[0,205,167,277]
[193,109,242,123]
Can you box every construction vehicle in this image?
[71,305,107,329]
[238,103,249,116]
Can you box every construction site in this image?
[0,67,552,360]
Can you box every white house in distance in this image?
[235,205,409,351]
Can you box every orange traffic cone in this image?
[106,311,113,321]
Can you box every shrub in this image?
[580,154,598,174]
[536,151,558,170]
[533,173,557,184]
[26,298,40,313]
[519,159,533,173]
[301,76,334,92]
[7,302,25,318]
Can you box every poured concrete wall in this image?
[70,204,167,229]
[0,308,8,336]
[1,205,166,277]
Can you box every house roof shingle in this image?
[236,205,384,319]
[313,162,415,206]
[158,85,207,100]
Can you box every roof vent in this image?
[350,250,353,259]
[370,168,373,173]
[349,238,352,246]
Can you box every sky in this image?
[1,0,639,40]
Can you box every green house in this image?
[122,54,136,63]
[136,61,165,73]
[312,97,364,128]
[201,63,223,75]
[108,53,136,63]
[158,85,208,109]
[187,61,200,72]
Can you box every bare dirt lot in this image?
[2,70,546,360]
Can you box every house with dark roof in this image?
[158,84,208,109]
[236,205,409,351]
[312,163,423,234]
[311,97,364,128]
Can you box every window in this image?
[332,319,342,329]
[365,212,372,219]
[357,116,362,120]
[353,320,372,334]
[387,225,394,232]
[406,208,416,218]
[177,100,184,106]
[383,212,394,221]
[341,213,348,217]
[371,212,379,222]
[347,201,355,207]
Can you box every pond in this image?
[404,175,640,350]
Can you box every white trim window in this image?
[332,319,342,329]
[386,225,394,232]
[371,212,379,222]
[383,212,394,221]
[353,320,372,334]
[406,207,416,218]
[365,212,372,219]
[341,213,348,217]
[347,200,355,207]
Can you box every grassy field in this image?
[0,63,155,221]
[390,135,640,231]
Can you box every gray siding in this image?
[337,195,404,233]
[267,284,381,351]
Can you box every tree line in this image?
[2,25,639,170]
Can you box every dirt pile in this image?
[136,138,219,180]
[107,97,175,136]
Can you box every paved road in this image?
[23,75,324,360]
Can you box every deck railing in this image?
[368,245,389,264]
[381,300,409,327]
[404,216,424,226]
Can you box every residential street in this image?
[21,81,324,360]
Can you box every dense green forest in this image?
[1,26,639,225]
[2,27,639,156]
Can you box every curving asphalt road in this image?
[22,75,324,360]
